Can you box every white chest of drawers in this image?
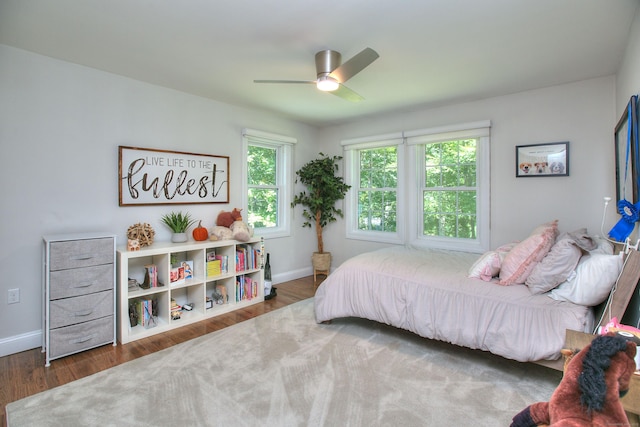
[43,232,117,366]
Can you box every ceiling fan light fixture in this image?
[317,75,339,92]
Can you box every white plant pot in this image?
[172,232,188,243]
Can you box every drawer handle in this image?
[72,282,96,289]
[73,309,94,317]
[71,254,95,261]
[71,333,98,344]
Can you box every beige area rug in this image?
[6,298,560,426]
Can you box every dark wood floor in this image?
[0,276,318,426]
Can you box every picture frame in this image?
[119,146,229,206]
[515,142,569,177]
[614,96,639,203]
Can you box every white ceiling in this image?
[1,0,638,127]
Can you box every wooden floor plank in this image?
[0,276,317,426]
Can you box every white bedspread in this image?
[314,246,594,362]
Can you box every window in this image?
[358,146,398,233]
[343,133,405,244]
[242,129,296,238]
[406,121,490,252]
[343,122,490,251]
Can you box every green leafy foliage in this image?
[357,146,398,232]
[423,139,478,238]
[291,153,351,253]
[247,146,278,228]
[160,211,196,233]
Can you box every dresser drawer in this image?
[49,238,114,271]
[49,315,114,359]
[49,264,113,299]
[49,290,114,329]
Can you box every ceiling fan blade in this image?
[331,84,364,102]
[329,47,379,83]
[253,79,316,84]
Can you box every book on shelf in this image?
[133,298,157,328]
[235,276,257,302]
[235,247,246,272]
[236,245,259,271]
[142,299,157,329]
[141,264,158,289]
[207,259,221,277]
[171,298,181,320]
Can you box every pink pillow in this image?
[468,251,501,281]
[498,220,558,285]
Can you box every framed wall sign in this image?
[515,142,569,177]
[119,146,229,206]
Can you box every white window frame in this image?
[342,133,405,244]
[242,128,296,239]
[405,121,491,252]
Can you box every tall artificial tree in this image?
[292,153,351,254]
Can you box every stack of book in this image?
[207,252,228,276]
[171,298,181,320]
[133,298,157,328]
[235,245,260,272]
[207,259,221,277]
[235,276,257,302]
[141,264,158,289]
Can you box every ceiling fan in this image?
[254,47,379,102]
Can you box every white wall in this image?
[0,44,317,356]
[318,77,617,268]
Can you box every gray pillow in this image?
[525,236,582,294]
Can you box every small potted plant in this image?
[291,153,351,278]
[161,211,196,243]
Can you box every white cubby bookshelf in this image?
[116,237,264,344]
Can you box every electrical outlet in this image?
[8,288,19,304]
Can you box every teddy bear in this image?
[510,333,637,427]
[209,208,253,242]
[216,208,243,228]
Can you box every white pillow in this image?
[588,236,614,255]
[548,253,623,306]
[468,251,501,281]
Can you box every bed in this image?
[314,222,628,363]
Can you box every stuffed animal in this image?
[209,225,233,241]
[510,334,637,427]
[229,219,252,242]
[216,208,243,228]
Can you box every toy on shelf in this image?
[209,208,253,242]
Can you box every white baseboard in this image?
[0,329,42,357]
[273,267,313,285]
[0,269,319,358]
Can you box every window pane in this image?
[459,164,476,186]
[248,146,276,185]
[457,215,476,239]
[247,188,277,228]
[422,139,478,239]
[425,166,441,187]
[357,146,398,233]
